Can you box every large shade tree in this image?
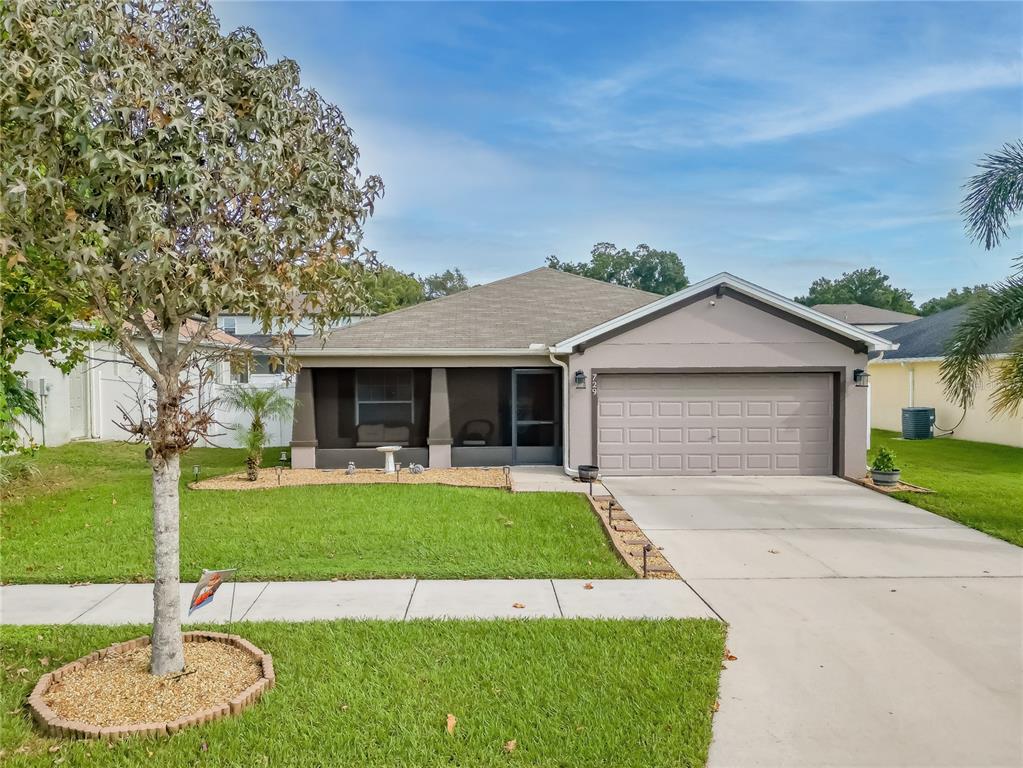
[794,267,917,313]
[919,285,991,316]
[2,0,382,673]
[942,141,1023,416]
[547,243,688,295]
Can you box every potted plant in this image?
[870,447,901,486]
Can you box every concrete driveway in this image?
[604,476,1023,768]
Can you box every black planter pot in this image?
[577,464,599,481]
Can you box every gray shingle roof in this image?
[296,267,660,351]
[812,303,921,325]
[877,305,1016,360]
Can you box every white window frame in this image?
[222,316,236,335]
[355,369,415,425]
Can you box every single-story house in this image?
[290,268,895,478]
[869,305,1022,448]
[812,303,921,333]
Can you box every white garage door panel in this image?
[597,373,833,476]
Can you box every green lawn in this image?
[869,429,1023,546]
[0,619,724,767]
[1,442,631,583]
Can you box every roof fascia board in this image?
[552,272,898,353]
[293,347,552,357]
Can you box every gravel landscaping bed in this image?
[44,642,260,728]
[193,467,507,491]
[29,633,274,740]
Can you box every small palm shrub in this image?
[221,386,294,481]
[870,447,898,472]
[240,428,264,482]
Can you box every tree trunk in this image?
[246,451,261,481]
[150,453,185,675]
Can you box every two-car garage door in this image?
[596,373,834,476]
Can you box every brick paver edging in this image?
[27,631,275,740]
[586,494,680,579]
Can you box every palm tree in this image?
[941,141,1023,416]
[220,386,294,480]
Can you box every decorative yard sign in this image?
[188,568,238,615]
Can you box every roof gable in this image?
[552,273,897,353]
[296,268,659,353]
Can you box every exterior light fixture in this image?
[853,369,870,387]
[279,451,289,466]
[574,370,586,389]
[192,464,201,482]
[275,465,283,486]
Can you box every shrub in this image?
[0,454,40,488]
[871,446,898,472]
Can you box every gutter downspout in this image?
[548,351,578,478]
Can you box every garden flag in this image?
[188,568,238,615]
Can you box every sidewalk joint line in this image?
[677,576,727,623]
[237,582,271,622]
[70,583,125,624]
[402,579,419,621]
[550,579,564,617]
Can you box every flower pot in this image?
[871,469,901,487]
[577,465,599,482]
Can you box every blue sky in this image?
[214,1,1022,302]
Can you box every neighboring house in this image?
[869,305,1023,448]
[15,320,247,449]
[217,294,366,384]
[290,268,895,477]
[812,304,921,333]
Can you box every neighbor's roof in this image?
[811,303,921,325]
[874,305,1016,361]
[295,268,659,353]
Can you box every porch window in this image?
[356,370,414,426]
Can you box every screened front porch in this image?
[297,366,562,469]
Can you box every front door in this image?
[512,369,559,464]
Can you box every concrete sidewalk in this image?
[0,578,715,625]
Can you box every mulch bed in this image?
[586,495,680,580]
[29,633,274,739]
[192,467,508,491]
[852,475,934,495]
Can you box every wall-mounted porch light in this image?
[574,370,586,389]
[853,369,870,387]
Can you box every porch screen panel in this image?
[448,369,512,447]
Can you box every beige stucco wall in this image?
[869,359,1023,447]
[567,293,870,478]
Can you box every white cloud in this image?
[724,62,1020,145]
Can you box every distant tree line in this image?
[365,267,472,313]
[793,267,991,316]
[369,249,992,320]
